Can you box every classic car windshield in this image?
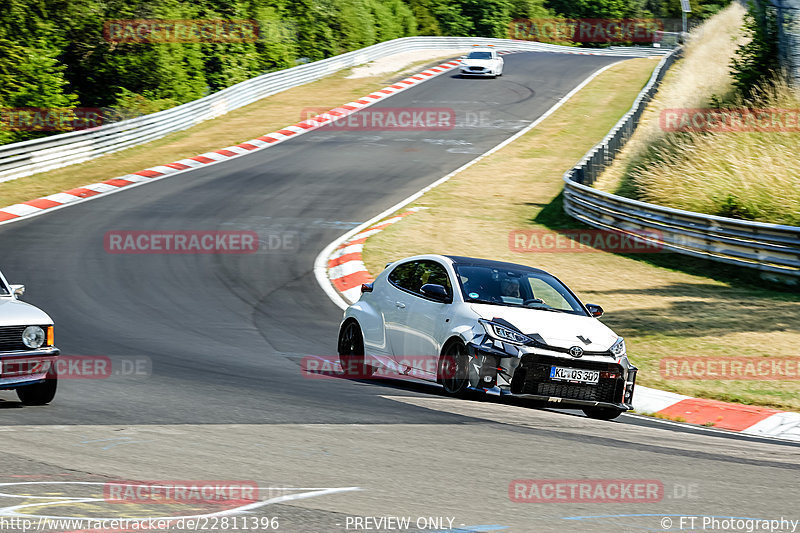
[455,264,586,315]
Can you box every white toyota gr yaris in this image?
[338,255,636,420]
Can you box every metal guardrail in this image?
[0,37,665,184]
[562,48,800,279]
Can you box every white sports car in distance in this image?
[338,255,636,420]
[0,270,59,405]
[459,48,504,78]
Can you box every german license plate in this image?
[550,366,599,384]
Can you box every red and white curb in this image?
[633,385,800,441]
[327,208,424,303]
[0,59,467,225]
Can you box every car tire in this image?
[338,320,374,378]
[438,340,471,397]
[582,407,624,421]
[17,373,57,406]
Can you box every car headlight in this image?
[610,337,626,356]
[22,326,46,349]
[479,319,532,345]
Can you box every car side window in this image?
[388,262,419,292]
[416,261,452,298]
[389,260,452,299]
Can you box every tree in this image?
[731,0,780,95]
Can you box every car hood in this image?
[470,303,617,351]
[0,297,54,326]
[462,58,496,67]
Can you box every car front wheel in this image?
[17,374,57,406]
[438,340,471,396]
[582,407,624,421]
[338,320,374,378]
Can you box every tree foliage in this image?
[731,0,780,96]
[0,0,729,144]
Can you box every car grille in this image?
[0,325,36,351]
[532,380,618,402]
[512,355,623,404]
[468,66,484,71]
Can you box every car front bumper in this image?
[460,68,496,76]
[465,341,636,411]
[0,347,60,389]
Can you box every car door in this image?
[400,260,455,378]
[382,261,419,360]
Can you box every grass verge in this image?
[361,56,800,412]
[0,53,459,208]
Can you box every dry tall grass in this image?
[631,80,800,224]
[596,2,747,166]
[590,3,800,225]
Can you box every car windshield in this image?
[467,51,492,60]
[455,264,586,315]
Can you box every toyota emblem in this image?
[569,346,584,358]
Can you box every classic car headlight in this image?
[22,326,45,349]
[610,337,626,356]
[479,319,532,345]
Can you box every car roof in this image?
[443,255,548,275]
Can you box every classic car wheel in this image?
[338,320,374,377]
[17,374,57,406]
[582,407,624,421]
[438,340,471,396]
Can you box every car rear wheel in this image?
[582,407,624,421]
[338,321,374,377]
[17,374,57,406]
[438,340,471,396]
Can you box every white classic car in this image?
[338,255,637,420]
[459,47,504,78]
[0,270,59,405]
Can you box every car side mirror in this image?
[586,303,603,317]
[420,283,450,302]
[10,284,25,299]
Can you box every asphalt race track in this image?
[0,52,797,532]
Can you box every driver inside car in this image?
[499,277,523,305]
